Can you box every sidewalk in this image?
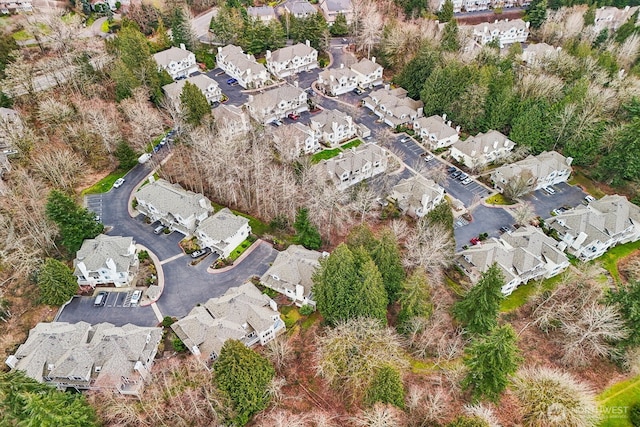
[138,244,165,307]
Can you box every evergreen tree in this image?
[438,0,454,23]
[598,100,640,186]
[0,33,18,80]
[462,324,521,402]
[152,17,172,52]
[293,207,322,250]
[180,81,210,126]
[351,248,388,323]
[607,280,640,348]
[426,200,454,234]
[313,243,358,325]
[289,13,328,50]
[583,4,596,26]
[615,11,639,44]
[393,44,440,100]
[214,340,275,426]
[114,140,139,170]
[421,62,474,117]
[397,270,432,333]
[525,0,548,29]
[45,190,104,254]
[371,229,405,302]
[441,20,460,52]
[0,371,98,426]
[509,99,551,153]
[480,67,516,133]
[170,7,195,51]
[453,264,504,335]
[447,416,490,427]
[345,224,377,254]
[365,365,405,408]
[329,12,349,36]
[37,258,78,306]
[210,6,244,45]
[111,60,140,101]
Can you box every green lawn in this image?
[228,238,254,261]
[280,305,302,329]
[210,202,271,236]
[12,29,32,41]
[341,139,362,150]
[500,273,565,312]
[485,193,515,205]
[569,170,606,198]
[61,12,76,23]
[311,147,342,164]
[81,170,128,195]
[598,375,640,427]
[100,20,109,33]
[597,240,640,283]
[445,275,465,296]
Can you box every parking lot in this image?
[522,182,588,219]
[56,295,159,327]
[453,205,515,251]
[204,69,249,106]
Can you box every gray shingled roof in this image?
[414,115,457,139]
[260,245,322,295]
[452,130,514,157]
[350,57,381,75]
[391,175,443,214]
[492,151,571,183]
[246,84,305,112]
[153,46,193,67]
[247,5,275,17]
[135,179,213,221]
[196,208,249,242]
[311,108,350,131]
[323,143,386,181]
[281,0,317,15]
[321,0,352,12]
[73,235,135,276]
[218,44,267,77]
[269,42,316,63]
[162,74,219,100]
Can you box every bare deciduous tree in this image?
[265,337,294,372]
[402,220,455,282]
[351,403,405,427]
[31,147,86,191]
[120,88,165,151]
[464,404,501,427]
[511,202,536,226]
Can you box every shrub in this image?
[299,304,315,316]
[630,402,640,426]
[138,250,149,262]
[162,316,175,327]
[172,337,187,352]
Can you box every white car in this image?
[584,195,596,203]
[543,187,556,195]
[424,154,434,162]
[130,290,142,305]
[112,178,125,189]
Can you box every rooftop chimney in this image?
[180,43,186,50]
[371,56,376,63]
[305,39,310,47]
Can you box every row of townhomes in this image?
[491,151,573,195]
[547,195,640,262]
[245,84,309,124]
[468,19,530,48]
[319,143,389,191]
[171,283,286,365]
[437,0,530,13]
[450,130,515,169]
[216,44,271,89]
[153,44,198,80]
[245,0,355,25]
[162,74,223,106]
[389,175,445,219]
[74,235,139,288]
[135,178,251,258]
[457,226,570,295]
[317,57,384,96]
[6,322,162,397]
[363,86,424,128]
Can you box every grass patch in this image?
[500,272,565,312]
[301,310,321,330]
[485,193,515,205]
[569,170,606,198]
[597,240,640,283]
[228,238,254,261]
[100,19,109,33]
[210,202,272,236]
[409,358,436,374]
[311,147,342,164]
[341,139,362,150]
[598,375,640,427]
[81,170,128,195]
[445,275,465,297]
[280,305,302,329]
[12,29,32,41]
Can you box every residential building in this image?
[320,143,389,190]
[317,66,359,96]
[464,0,490,11]
[195,208,251,259]
[216,45,270,89]
[162,74,222,106]
[594,6,639,32]
[266,41,318,78]
[471,19,530,48]
[350,57,383,89]
[214,104,251,138]
[245,84,308,124]
[363,86,424,128]
[522,42,561,66]
[319,0,353,24]
[73,235,139,288]
[547,195,640,262]
[413,114,460,150]
[5,322,162,397]
[309,108,358,147]
[278,0,317,18]
[260,245,324,306]
[247,5,276,22]
[0,0,32,13]
[450,130,515,169]
[456,226,570,295]
[153,45,198,80]
[491,151,573,195]
[135,178,213,235]
[389,175,445,219]
[272,122,321,155]
[171,283,285,365]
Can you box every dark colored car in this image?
[226,78,238,85]
[451,170,462,178]
[447,166,457,173]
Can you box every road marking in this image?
[150,303,163,322]
[160,253,185,265]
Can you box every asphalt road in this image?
[454,205,515,251]
[522,182,587,220]
[57,295,159,327]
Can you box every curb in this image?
[207,239,272,274]
[138,244,165,307]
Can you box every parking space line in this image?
[160,253,186,265]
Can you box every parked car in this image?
[400,137,409,143]
[470,237,480,245]
[375,197,389,207]
[584,195,596,203]
[461,177,472,185]
[451,170,462,179]
[288,113,300,120]
[153,225,167,235]
[190,248,211,258]
[130,290,142,305]
[271,120,283,127]
[226,78,238,85]
[112,178,125,188]
[447,166,457,173]
[500,226,511,233]
[352,87,364,95]
[458,173,468,181]
[543,187,556,195]
[423,154,434,162]
[94,291,107,307]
